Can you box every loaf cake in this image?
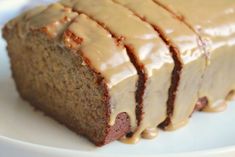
[2,0,235,146]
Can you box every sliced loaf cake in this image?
[2,0,235,146]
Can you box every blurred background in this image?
[0,0,56,26]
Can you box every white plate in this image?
[1,1,235,157]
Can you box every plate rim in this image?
[1,135,235,157]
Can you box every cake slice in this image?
[3,3,138,146]
[112,0,207,130]
[60,0,174,143]
[155,0,235,112]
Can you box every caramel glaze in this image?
[152,0,211,66]
[60,0,174,143]
[202,90,235,113]
[227,90,235,101]
[120,127,158,144]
